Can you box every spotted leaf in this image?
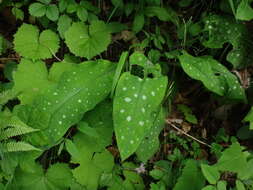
[202,14,253,68]
[136,108,166,162]
[18,60,115,147]
[113,72,167,160]
[179,51,246,102]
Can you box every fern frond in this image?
[0,89,18,105]
[0,115,39,140]
[2,141,41,152]
[0,125,39,141]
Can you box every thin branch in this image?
[166,119,211,148]
[48,48,62,62]
[0,57,20,61]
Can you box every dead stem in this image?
[166,119,211,148]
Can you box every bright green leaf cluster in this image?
[65,21,111,59]
[14,24,60,60]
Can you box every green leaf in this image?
[29,3,46,17]
[111,51,128,98]
[122,162,145,189]
[77,6,88,22]
[65,21,111,59]
[144,6,179,25]
[111,0,124,9]
[14,163,72,190]
[13,59,53,104]
[107,22,128,33]
[178,51,246,102]
[236,180,246,190]
[14,24,60,60]
[0,35,8,55]
[0,89,18,105]
[202,14,253,68]
[46,4,59,21]
[113,72,167,160]
[201,185,216,190]
[67,132,114,190]
[214,142,248,177]
[136,108,166,162]
[242,107,253,130]
[83,100,114,148]
[38,0,51,4]
[200,164,220,185]
[236,0,253,21]
[132,13,145,33]
[48,60,75,82]
[173,160,205,190]
[217,181,227,190]
[59,0,68,12]
[12,7,24,20]
[19,60,115,147]
[177,104,198,124]
[0,116,39,140]
[3,141,40,152]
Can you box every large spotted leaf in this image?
[113,72,167,160]
[136,108,166,162]
[18,60,115,147]
[179,51,246,102]
[202,14,253,68]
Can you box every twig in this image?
[166,119,211,148]
[48,48,62,62]
[0,57,20,61]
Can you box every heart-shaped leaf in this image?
[14,24,60,60]
[17,60,115,147]
[113,72,167,160]
[178,51,246,102]
[65,21,111,59]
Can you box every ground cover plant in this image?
[0,0,253,189]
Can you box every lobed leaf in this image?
[57,14,72,39]
[173,159,205,190]
[65,21,111,59]
[14,163,72,189]
[13,59,54,104]
[214,142,248,178]
[66,132,114,190]
[14,24,60,60]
